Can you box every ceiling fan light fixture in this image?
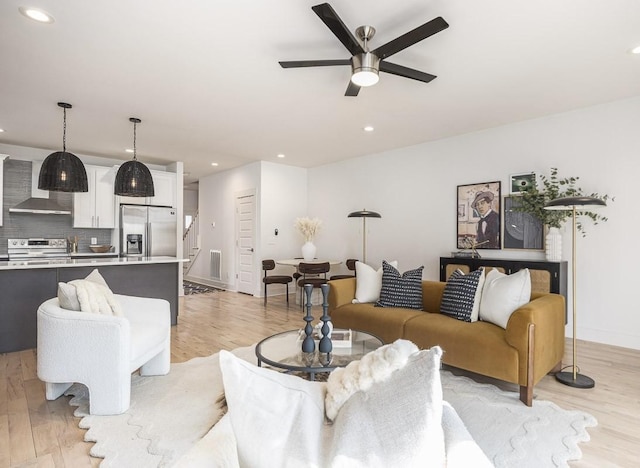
[351,52,380,87]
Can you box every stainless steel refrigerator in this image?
[120,204,177,257]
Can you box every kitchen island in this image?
[0,256,184,353]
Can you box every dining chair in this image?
[297,262,330,309]
[330,258,358,280]
[262,259,293,305]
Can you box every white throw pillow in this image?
[479,268,531,328]
[220,341,446,468]
[325,339,419,420]
[57,269,123,317]
[327,345,445,467]
[353,260,398,303]
[219,350,327,468]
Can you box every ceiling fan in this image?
[279,3,449,96]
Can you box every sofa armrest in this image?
[328,278,357,311]
[505,293,566,385]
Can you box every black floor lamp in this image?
[347,209,381,264]
[544,196,606,389]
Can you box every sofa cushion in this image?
[479,268,531,328]
[353,260,398,303]
[58,269,123,316]
[376,261,424,310]
[440,268,485,322]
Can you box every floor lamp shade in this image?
[347,209,381,264]
[39,102,88,193]
[544,196,606,389]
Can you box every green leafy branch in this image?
[513,167,613,235]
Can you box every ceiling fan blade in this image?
[312,3,364,56]
[373,16,449,60]
[380,61,437,83]
[345,80,360,96]
[279,59,351,68]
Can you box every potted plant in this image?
[513,167,612,260]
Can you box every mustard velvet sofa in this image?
[328,278,566,406]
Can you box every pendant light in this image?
[38,102,88,192]
[114,117,155,197]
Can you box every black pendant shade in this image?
[38,102,88,192]
[38,151,88,192]
[114,117,154,197]
[114,160,155,197]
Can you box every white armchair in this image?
[37,294,171,415]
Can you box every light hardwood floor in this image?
[0,290,638,467]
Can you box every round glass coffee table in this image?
[255,329,383,380]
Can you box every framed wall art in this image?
[456,181,501,250]
[503,195,544,250]
[509,172,536,194]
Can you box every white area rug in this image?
[66,346,596,467]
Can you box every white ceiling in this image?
[1,0,639,186]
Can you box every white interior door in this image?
[236,192,255,295]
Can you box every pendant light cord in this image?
[62,106,67,152]
[133,120,137,161]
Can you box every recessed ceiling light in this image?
[277,153,285,158]
[125,148,134,153]
[631,45,640,54]
[19,7,55,23]
[211,162,218,166]
[363,126,374,132]
[0,128,5,133]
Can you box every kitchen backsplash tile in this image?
[1,159,112,256]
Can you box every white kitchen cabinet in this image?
[73,165,116,228]
[0,154,7,226]
[117,170,176,207]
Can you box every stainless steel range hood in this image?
[10,197,71,215]
[9,161,72,215]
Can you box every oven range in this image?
[7,238,69,260]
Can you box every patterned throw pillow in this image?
[440,268,485,322]
[375,261,424,310]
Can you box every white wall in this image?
[191,162,261,289]
[259,162,308,296]
[183,189,198,216]
[192,160,309,295]
[308,96,639,350]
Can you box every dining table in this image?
[276,259,342,305]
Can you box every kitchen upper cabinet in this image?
[117,170,176,207]
[73,165,116,228]
[0,154,7,226]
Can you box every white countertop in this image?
[0,256,187,270]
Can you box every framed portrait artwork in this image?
[503,195,544,250]
[509,172,536,194]
[456,181,501,250]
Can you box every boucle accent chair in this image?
[37,294,171,415]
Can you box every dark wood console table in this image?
[439,257,568,322]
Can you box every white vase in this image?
[301,241,317,261]
[545,227,562,261]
